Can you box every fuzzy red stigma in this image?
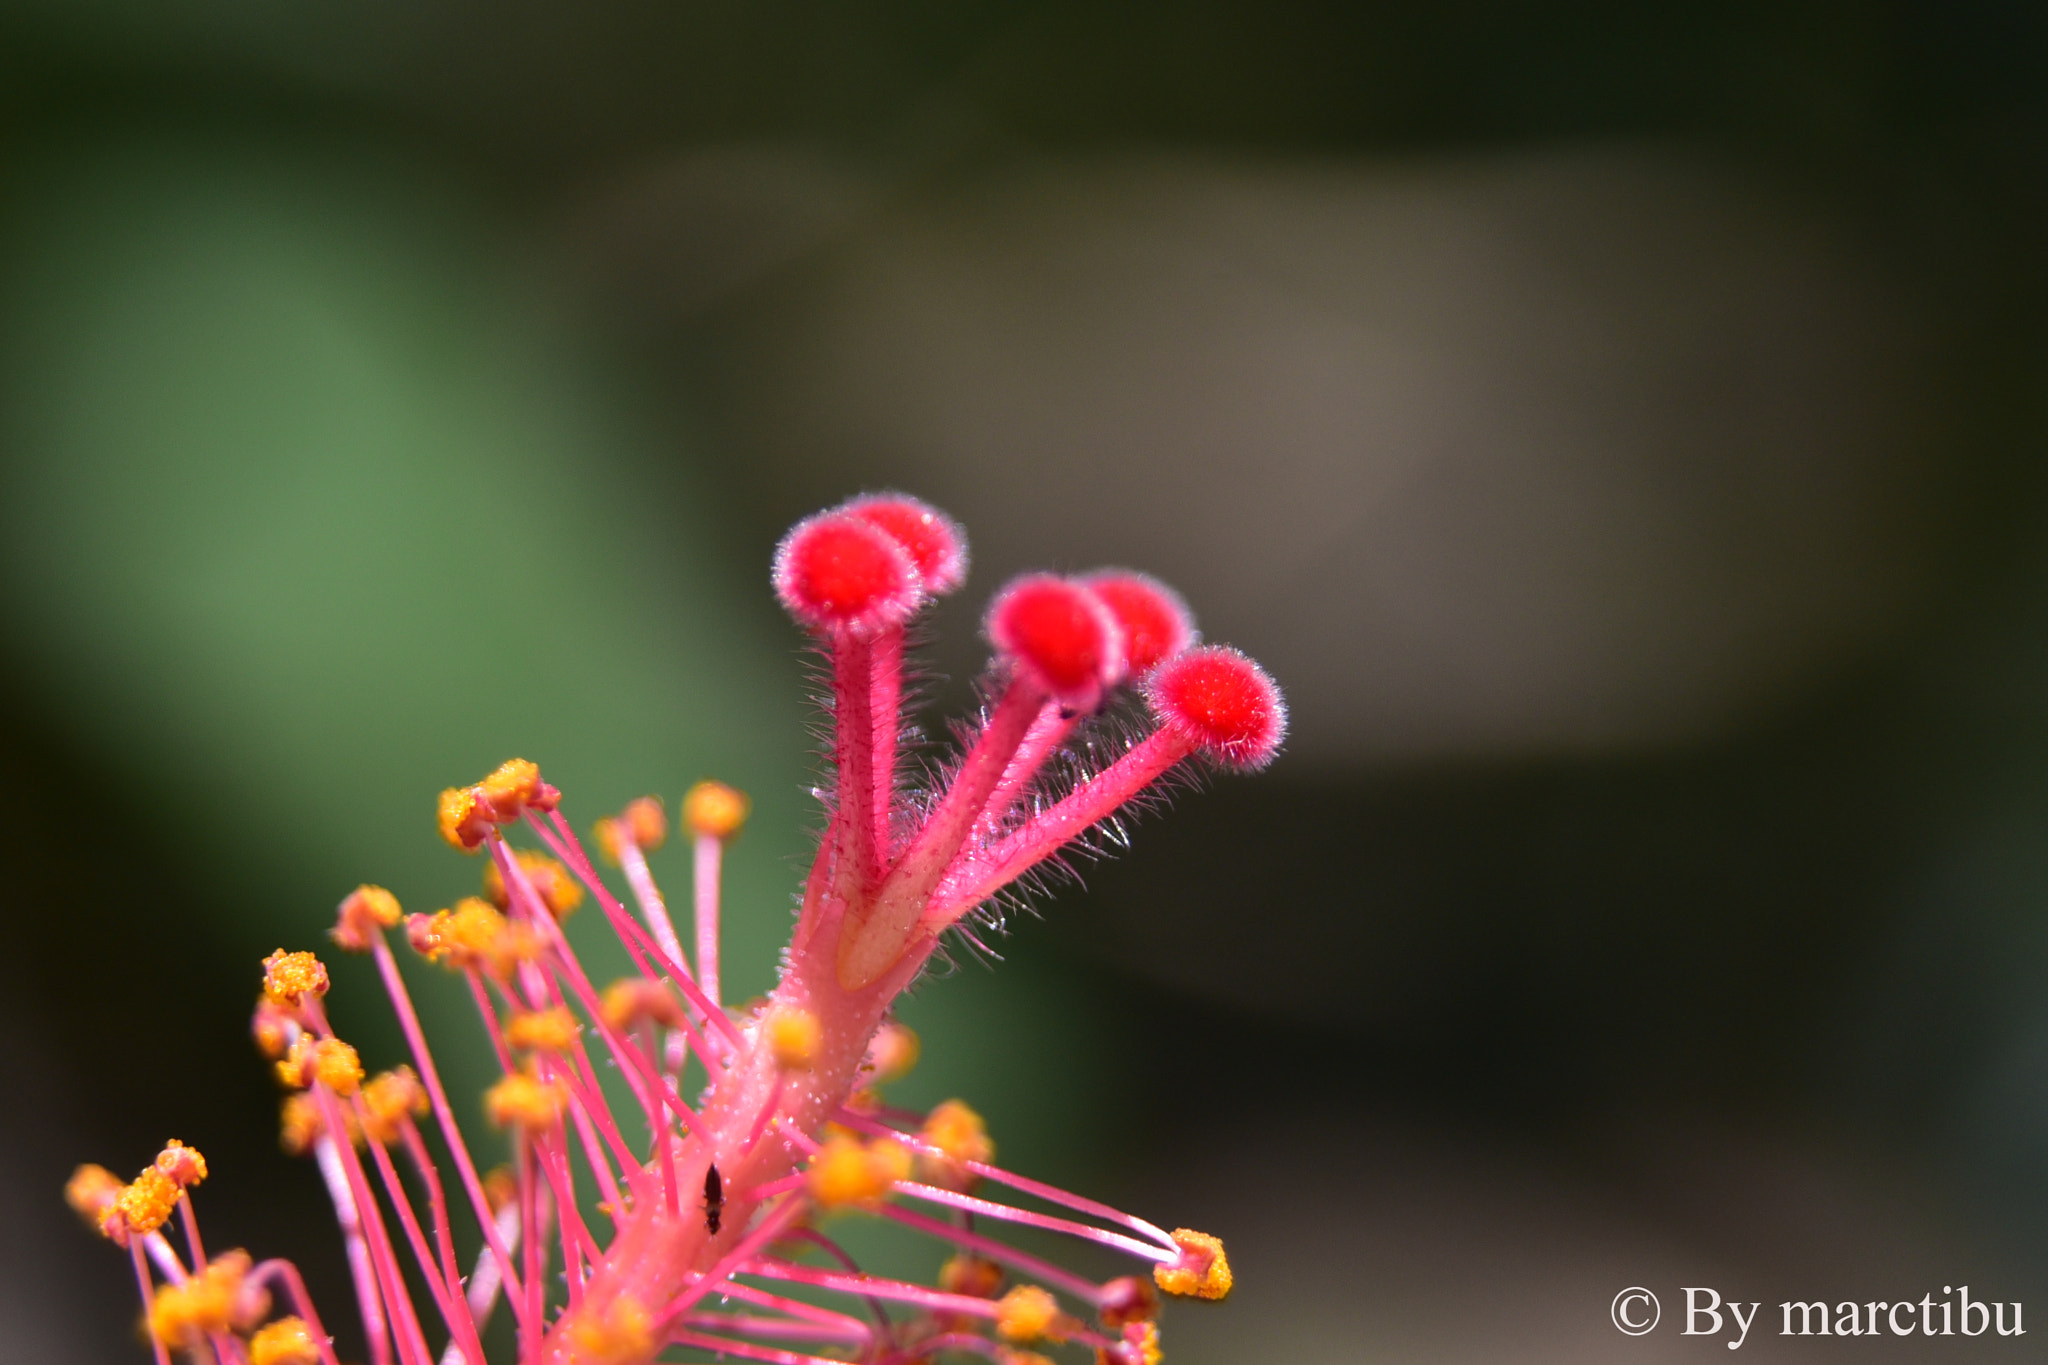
[988,574,1126,709]
[845,493,969,597]
[773,511,924,635]
[1083,571,1195,675]
[1146,645,1286,769]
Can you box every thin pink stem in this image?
[397,1120,472,1343]
[314,1087,435,1365]
[368,937,533,1333]
[916,1332,1010,1362]
[681,1313,867,1344]
[972,705,1079,843]
[693,832,723,1008]
[519,1141,543,1352]
[130,1239,172,1365]
[830,633,881,902]
[533,810,743,1051]
[617,833,686,969]
[311,1132,394,1365]
[741,1257,996,1319]
[894,1182,1173,1262]
[668,1330,862,1365]
[356,1102,486,1365]
[715,1280,874,1339]
[141,1231,187,1283]
[839,679,1047,987]
[452,1197,522,1348]
[833,1107,1179,1254]
[176,1193,206,1269]
[496,850,711,1145]
[644,1194,806,1335]
[878,1202,1104,1302]
[869,624,906,859]
[925,728,1192,929]
[882,678,1045,903]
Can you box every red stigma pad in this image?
[845,494,968,596]
[773,511,924,634]
[1083,571,1195,675]
[988,574,1126,708]
[1146,645,1286,769]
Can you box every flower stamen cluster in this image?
[71,494,1277,1365]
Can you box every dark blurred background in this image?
[3,2,2047,1361]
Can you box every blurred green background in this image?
[3,2,2047,1361]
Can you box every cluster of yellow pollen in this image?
[437,756,556,851]
[995,1284,1077,1343]
[108,1168,179,1239]
[246,1316,320,1365]
[681,778,750,840]
[148,1249,256,1351]
[406,896,537,977]
[598,975,685,1032]
[939,1252,1006,1299]
[503,1004,581,1053]
[259,950,327,1006]
[764,1004,820,1069]
[864,1017,921,1082]
[329,882,402,951]
[565,1293,656,1364]
[593,794,669,863]
[804,1132,912,1209]
[917,1097,994,1189]
[1153,1227,1234,1300]
[483,848,585,920]
[276,1033,363,1096]
[359,1065,429,1144]
[484,1070,569,1132]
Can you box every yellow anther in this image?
[566,1293,654,1364]
[65,1163,122,1228]
[251,998,294,1059]
[249,1316,321,1365]
[361,1067,428,1145]
[332,884,402,952]
[483,849,584,920]
[599,977,683,1033]
[154,1139,207,1189]
[279,1093,327,1154]
[805,1134,910,1209]
[995,1285,1070,1344]
[408,898,533,976]
[276,1036,363,1096]
[1109,1322,1163,1365]
[682,780,750,841]
[261,950,328,1006]
[864,1019,920,1084]
[485,1072,568,1132]
[939,1253,1004,1299]
[766,1006,820,1070]
[482,1165,518,1214]
[1153,1227,1232,1301]
[438,785,490,852]
[105,1167,180,1241]
[147,1251,253,1349]
[595,796,668,863]
[1097,1275,1159,1329]
[480,758,551,816]
[504,1006,581,1054]
[917,1099,993,1191]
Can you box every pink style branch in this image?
[69,493,1283,1365]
